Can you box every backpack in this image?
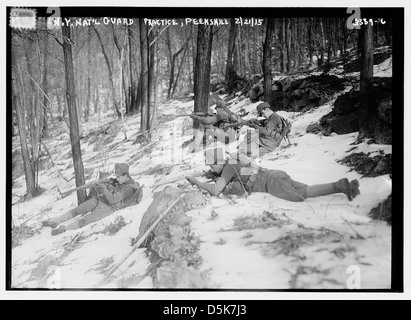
[122,182,143,208]
[280,116,292,138]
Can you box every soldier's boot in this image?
[51,216,86,236]
[350,179,361,199]
[42,210,74,229]
[306,178,353,201]
[51,225,66,236]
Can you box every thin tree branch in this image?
[24,71,71,130]
[149,25,170,47]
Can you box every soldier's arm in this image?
[191,114,220,125]
[100,185,135,205]
[257,116,281,136]
[187,164,238,196]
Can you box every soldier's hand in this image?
[94,182,106,190]
[203,170,217,180]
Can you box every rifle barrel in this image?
[152,172,205,188]
[60,177,110,195]
[176,113,213,117]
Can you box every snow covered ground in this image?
[9,58,395,292]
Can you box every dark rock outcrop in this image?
[313,76,392,137]
[369,194,392,225]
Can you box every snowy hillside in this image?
[10,58,393,290]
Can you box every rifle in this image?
[60,177,118,197]
[152,171,207,188]
[222,118,265,129]
[175,112,214,118]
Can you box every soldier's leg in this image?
[305,178,356,201]
[75,202,115,229]
[43,198,98,228]
[262,171,307,202]
[276,178,308,202]
[52,202,114,236]
[289,179,309,190]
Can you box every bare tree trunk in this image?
[318,18,326,67]
[85,25,91,122]
[244,26,251,75]
[14,96,37,198]
[127,23,135,113]
[172,42,189,97]
[93,81,99,115]
[63,94,68,121]
[225,18,238,93]
[281,18,287,73]
[193,25,213,129]
[147,28,156,132]
[12,58,37,198]
[91,24,121,118]
[327,19,333,63]
[57,94,62,119]
[42,32,49,137]
[24,39,42,189]
[112,24,130,115]
[286,18,291,72]
[168,37,190,99]
[308,18,313,65]
[191,25,197,84]
[357,23,388,142]
[139,18,149,135]
[150,47,160,135]
[166,28,174,99]
[62,24,86,205]
[263,18,275,103]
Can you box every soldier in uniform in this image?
[42,163,143,236]
[190,95,239,152]
[241,102,289,158]
[186,147,360,202]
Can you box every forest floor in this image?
[10,55,393,291]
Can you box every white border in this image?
[1,0,409,301]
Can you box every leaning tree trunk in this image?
[62,24,86,205]
[172,42,189,97]
[193,25,213,129]
[263,18,275,103]
[168,37,190,99]
[91,25,121,118]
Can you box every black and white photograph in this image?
[3,2,406,298]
